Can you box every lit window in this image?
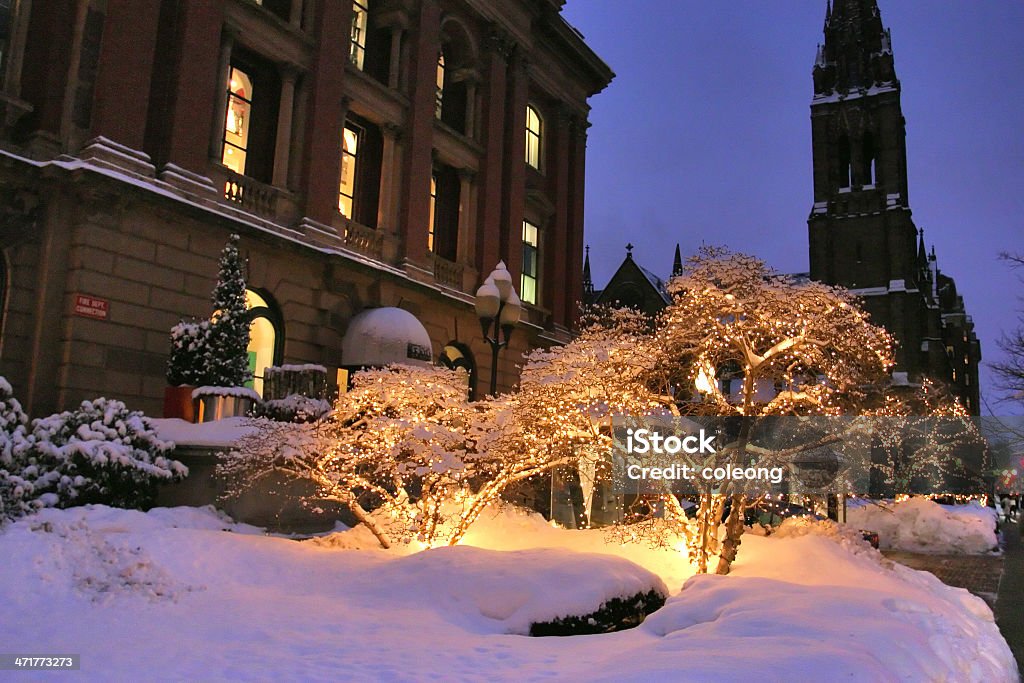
[245,289,280,397]
[350,0,369,69]
[521,219,539,304]
[339,124,360,218]
[222,67,253,175]
[435,52,445,119]
[428,174,438,252]
[525,106,543,169]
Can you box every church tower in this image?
[808,0,981,411]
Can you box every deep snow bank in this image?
[847,497,998,553]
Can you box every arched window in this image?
[440,342,476,400]
[245,289,283,396]
[526,105,543,169]
[222,67,253,175]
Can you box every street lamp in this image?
[474,261,522,396]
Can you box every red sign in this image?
[73,294,109,320]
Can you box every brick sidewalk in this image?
[881,550,1003,606]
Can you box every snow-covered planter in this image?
[192,386,260,423]
[255,394,331,423]
[17,398,187,511]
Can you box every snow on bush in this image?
[846,497,998,554]
[12,398,187,515]
[0,377,32,520]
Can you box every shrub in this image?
[20,398,187,511]
[529,589,667,636]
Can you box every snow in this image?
[149,417,258,448]
[341,307,433,367]
[274,363,328,373]
[1,504,1016,681]
[191,386,261,401]
[847,497,999,554]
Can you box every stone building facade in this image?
[807,0,981,413]
[0,0,612,416]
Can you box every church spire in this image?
[671,244,683,278]
[582,245,594,299]
[813,0,897,97]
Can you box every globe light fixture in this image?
[474,261,522,396]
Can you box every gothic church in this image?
[591,0,981,413]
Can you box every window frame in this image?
[525,105,543,170]
[521,219,540,305]
[350,0,369,70]
[338,122,362,219]
[222,66,254,176]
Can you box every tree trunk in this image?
[715,494,746,575]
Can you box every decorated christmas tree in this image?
[204,234,252,387]
[165,234,251,388]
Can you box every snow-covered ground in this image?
[0,504,1016,681]
[847,496,999,554]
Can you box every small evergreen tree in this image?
[166,320,212,386]
[205,234,252,387]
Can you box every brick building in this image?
[0,0,612,415]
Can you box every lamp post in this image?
[474,261,522,396]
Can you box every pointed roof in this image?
[672,244,683,278]
[813,0,898,96]
[582,244,594,299]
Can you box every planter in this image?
[192,386,261,423]
[163,385,197,422]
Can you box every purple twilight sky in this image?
[562,0,1024,412]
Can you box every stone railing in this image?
[431,253,464,290]
[343,219,384,260]
[218,167,278,219]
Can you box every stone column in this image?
[272,66,298,188]
[377,123,401,232]
[566,116,590,327]
[397,0,441,273]
[289,0,303,29]
[298,0,351,224]
[161,0,224,180]
[547,105,572,327]
[501,52,529,283]
[476,31,510,276]
[463,77,478,140]
[457,168,476,266]
[388,26,403,90]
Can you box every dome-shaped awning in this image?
[341,307,433,368]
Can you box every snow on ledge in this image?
[150,417,259,448]
[191,386,262,401]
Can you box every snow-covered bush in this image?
[0,377,32,521]
[166,319,212,386]
[17,398,187,511]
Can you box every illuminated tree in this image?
[863,379,987,495]
[582,248,896,574]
